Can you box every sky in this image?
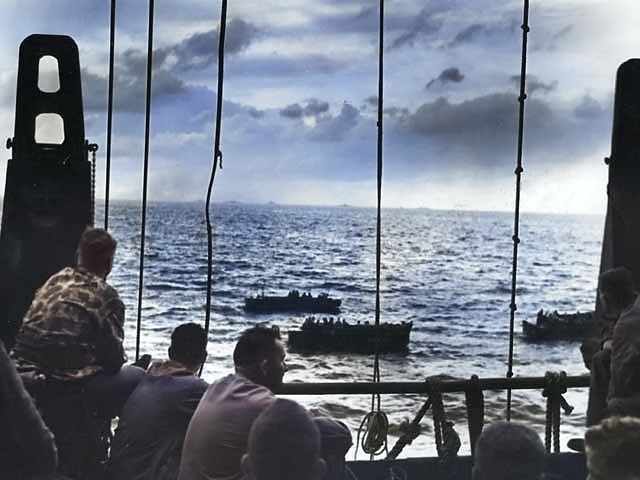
[0,0,639,214]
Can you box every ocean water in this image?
[103,201,602,459]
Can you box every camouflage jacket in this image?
[12,266,126,380]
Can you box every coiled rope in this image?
[542,371,574,452]
[506,0,531,420]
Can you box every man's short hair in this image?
[598,266,636,309]
[76,226,117,269]
[472,421,546,480]
[170,323,207,366]
[245,398,322,480]
[233,325,281,368]
[77,226,117,257]
[585,416,640,480]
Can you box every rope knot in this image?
[542,371,568,397]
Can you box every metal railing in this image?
[279,373,590,456]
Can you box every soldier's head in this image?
[598,267,636,316]
[242,398,325,480]
[472,421,546,480]
[585,416,640,480]
[76,227,117,280]
[233,325,286,392]
[169,322,208,373]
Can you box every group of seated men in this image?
[2,226,353,480]
[7,225,640,480]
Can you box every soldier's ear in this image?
[241,453,253,480]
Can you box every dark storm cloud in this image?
[401,93,537,167]
[450,24,488,46]
[309,103,359,141]
[280,99,330,120]
[399,89,610,172]
[280,103,304,119]
[169,19,258,71]
[82,18,260,113]
[426,67,465,88]
[388,7,443,50]
[304,99,330,116]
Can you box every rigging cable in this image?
[506,0,530,420]
[202,0,228,374]
[134,0,155,361]
[104,0,116,230]
[357,0,389,460]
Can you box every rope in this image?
[431,389,445,456]
[356,410,388,457]
[135,0,155,361]
[104,0,116,230]
[201,0,228,376]
[430,383,461,459]
[465,375,484,457]
[387,395,431,460]
[506,0,530,420]
[358,1,387,456]
[87,142,98,226]
[542,371,573,453]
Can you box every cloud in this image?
[388,7,443,50]
[426,67,465,88]
[280,99,330,120]
[509,75,557,95]
[396,87,610,175]
[82,18,261,113]
[451,24,488,46]
[309,103,359,141]
[168,19,259,72]
[574,95,605,119]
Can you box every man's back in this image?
[609,298,640,416]
[13,266,125,378]
[178,373,275,480]
[109,360,208,480]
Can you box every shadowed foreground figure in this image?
[585,267,637,427]
[241,398,326,480]
[109,322,208,480]
[472,421,546,480]
[0,339,57,479]
[585,416,640,480]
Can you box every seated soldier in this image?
[109,322,209,480]
[178,325,286,480]
[313,415,355,480]
[0,339,57,479]
[11,226,146,479]
[241,398,326,480]
[585,416,640,480]
[585,267,637,426]
[608,291,640,418]
[179,325,352,480]
[472,421,546,480]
